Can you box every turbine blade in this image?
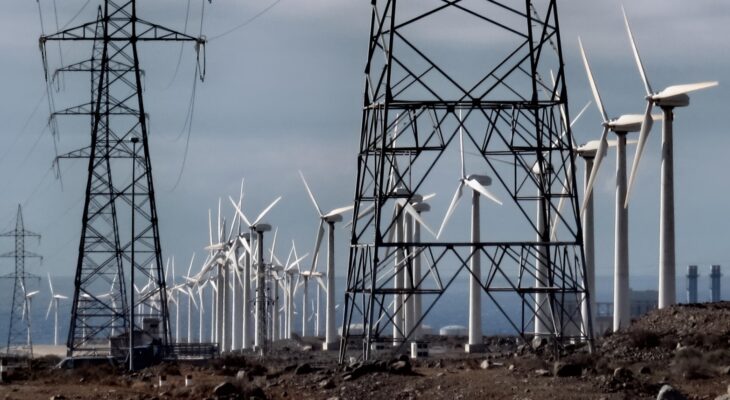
[299,171,323,217]
[45,298,53,320]
[324,205,354,218]
[229,196,252,227]
[47,272,54,296]
[436,182,464,239]
[578,37,609,123]
[238,236,252,255]
[186,253,196,278]
[459,110,465,179]
[217,198,222,243]
[622,5,653,96]
[421,193,436,202]
[550,165,572,240]
[344,203,375,228]
[570,101,592,128]
[253,196,282,226]
[464,178,503,206]
[309,220,325,274]
[625,101,655,208]
[270,227,279,264]
[655,82,719,99]
[238,177,245,209]
[403,201,436,237]
[208,209,213,247]
[581,126,609,215]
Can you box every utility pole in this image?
[1,205,42,357]
[340,1,592,361]
[39,2,206,360]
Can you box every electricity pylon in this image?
[1,205,42,357]
[39,1,206,358]
[340,0,592,361]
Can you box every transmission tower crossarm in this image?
[0,272,40,280]
[41,18,205,43]
[52,101,138,116]
[0,251,42,259]
[0,231,40,238]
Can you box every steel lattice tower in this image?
[340,0,592,361]
[39,1,205,357]
[1,205,42,357]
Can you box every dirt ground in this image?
[3,303,730,400]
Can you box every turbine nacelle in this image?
[606,114,645,133]
[323,214,343,223]
[413,202,431,213]
[253,223,272,233]
[652,92,689,108]
[465,174,491,187]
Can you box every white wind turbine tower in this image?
[552,136,636,336]
[195,277,208,343]
[21,281,39,352]
[45,273,68,346]
[437,110,502,353]
[621,7,718,309]
[231,195,282,352]
[268,228,283,342]
[579,38,654,331]
[183,254,197,343]
[299,171,354,350]
[282,242,307,339]
[298,269,325,337]
[408,197,433,342]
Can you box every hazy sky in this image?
[0,0,727,296]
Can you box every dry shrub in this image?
[673,347,711,380]
[705,349,730,366]
[627,329,660,349]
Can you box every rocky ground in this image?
[4,303,730,399]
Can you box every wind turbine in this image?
[579,37,651,331]
[299,171,354,350]
[21,281,39,353]
[45,273,68,346]
[621,7,718,309]
[283,242,307,339]
[230,195,281,353]
[437,110,502,353]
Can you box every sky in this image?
[0,0,728,304]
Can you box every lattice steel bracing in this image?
[1,205,42,357]
[39,1,205,357]
[340,0,593,361]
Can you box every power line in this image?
[167,64,200,192]
[0,90,47,167]
[207,0,282,41]
[162,0,193,90]
[61,0,91,30]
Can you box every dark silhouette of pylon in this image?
[340,0,593,361]
[1,205,41,357]
[39,1,205,357]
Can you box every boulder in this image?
[532,337,548,351]
[535,369,551,377]
[389,360,411,374]
[553,361,582,377]
[294,363,314,375]
[319,379,336,390]
[213,381,238,398]
[244,386,267,400]
[613,367,633,381]
[656,385,687,400]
